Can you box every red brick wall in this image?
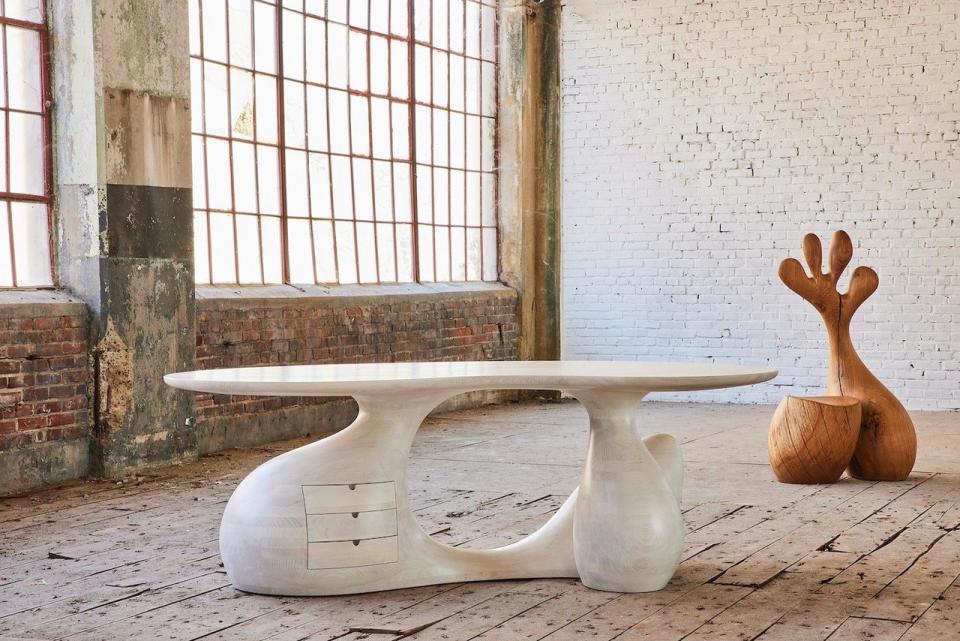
[0,289,519,493]
[194,289,520,424]
[0,305,90,452]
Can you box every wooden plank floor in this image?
[1,399,959,641]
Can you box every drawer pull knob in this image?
[348,484,357,490]
[353,540,360,546]
[351,512,359,518]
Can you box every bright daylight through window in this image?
[190,0,499,285]
[0,0,52,288]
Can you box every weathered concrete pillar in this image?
[498,0,562,363]
[51,1,196,476]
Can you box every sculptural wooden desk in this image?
[165,361,776,596]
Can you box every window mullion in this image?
[406,0,420,282]
[275,3,291,283]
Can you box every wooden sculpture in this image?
[768,396,861,484]
[778,231,916,481]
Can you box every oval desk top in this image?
[165,361,777,397]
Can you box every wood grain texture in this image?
[768,396,861,484]
[1,400,959,641]
[779,230,917,481]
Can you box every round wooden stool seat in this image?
[768,395,862,484]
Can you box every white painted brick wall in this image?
[561,0,960,409]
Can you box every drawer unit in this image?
[307,536,399,570]
[306,509,398,542]
[302,482,396,514]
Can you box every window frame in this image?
[0,4,54,288]
[190,0,500,286]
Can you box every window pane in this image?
[229,68,254,139]
[450,0,465,53]
[261,216,283,281]
[235,214,263,283]
[371,98,391,159]
[201,0,228,63]
[308,153,332,217]
[228,0,252,68]
[330,155,353,219]
[306,85,328,152]
[353,158,374,221]
[253,2,277,73]
[393,164,412,222]
[376,223,396,282]
[193,212,211,284]
[390,41,408,99]
[254,74,278,144]
[370,36,389,95]
[285,149,309,215]
[356,222,377,283]
[434,226,450,281]
[205,137,232,210]
[257,145,281,214]
[373,160,393,221]
[192,137,207,207]
[0,206,12,287]
[6,27,42,112]
[396,224,414,282]
[348,30,367,91]
[287,217,314,283]
[283,80,306,148]
[313,220,336,282]
[4,0,43,23]
[282,9,305,80]
[327,23,348,89]
[334,221,358,283]
[328,90,350,154]
[209,212,237,283]
[203,62,229,137]
[350,95,370,156]
[8,112,44,196]
[305,17,326,84]
[10,202,51,286]
[232,142,258,212]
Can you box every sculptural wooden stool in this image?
[768,396,861,484]
[779,231,917,481]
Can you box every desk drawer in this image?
[306,509,398,542]
[307,536,398,569]
[302,482,396,514]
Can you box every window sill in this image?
[195,282,517,309]
[0,289,88,318]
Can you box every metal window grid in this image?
[190,0,498,285]
[0,0,53,287]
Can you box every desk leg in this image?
[571,390,684,592]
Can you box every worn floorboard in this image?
[1,400,959,641]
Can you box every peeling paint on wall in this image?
[93,318,134,436]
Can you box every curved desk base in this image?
[219,388,684,596]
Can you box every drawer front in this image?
[302,482,396,514]
[306,509,398,542]
[307,536,398,569]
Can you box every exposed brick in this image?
[195,292,520,422]
[0,310,91,453]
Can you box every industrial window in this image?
[190,0,498,285]
[0,1,52,287]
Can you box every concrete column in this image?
[498,0,562,363]
[50,1,196,476]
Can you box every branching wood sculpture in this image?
[778,231,916,481]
